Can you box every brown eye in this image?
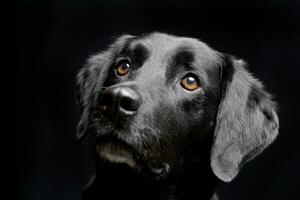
[116,60,130,76]
[181,75,200,91]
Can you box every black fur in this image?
[76,33,279,200]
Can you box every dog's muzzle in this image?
[95,86,142,167]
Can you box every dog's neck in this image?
[82,162,218,200]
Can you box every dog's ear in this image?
[76,34,135,140]
[210,55,279,182]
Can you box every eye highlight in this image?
[116,60,130,76]
[181,74,200,91]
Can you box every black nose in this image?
[99,86,141,115]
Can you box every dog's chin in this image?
[96,142,138,169]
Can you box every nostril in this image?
[99,91,113,111]
[101,93,111,106]
[120,96,139,112]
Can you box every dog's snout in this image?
[99,86,141,115]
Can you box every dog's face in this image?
[76,33,279,182]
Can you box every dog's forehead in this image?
[132,33,184,52]
[129,33,220,65]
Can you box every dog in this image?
[76,33,279,200]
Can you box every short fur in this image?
[76,33,279,200]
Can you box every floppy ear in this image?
[211,55,279,182]
[76,34,135,140]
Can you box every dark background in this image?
[18,0,300,199]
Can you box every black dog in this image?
[76,33,279,200]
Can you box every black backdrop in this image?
[18,0,300,199]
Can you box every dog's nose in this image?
[99,86,141,115]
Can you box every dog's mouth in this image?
[94,134,171,179]
[95,136,142,169]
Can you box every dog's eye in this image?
[116,60,130,76]
[181,74,200,91]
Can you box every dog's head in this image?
[76,33,279,182]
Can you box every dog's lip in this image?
[95,136,141,168]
